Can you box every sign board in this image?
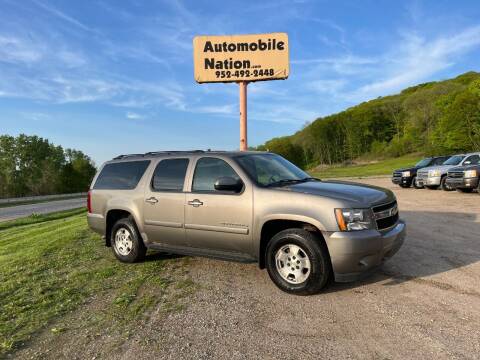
[193,32,289,83]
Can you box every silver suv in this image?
[87,151,405,295]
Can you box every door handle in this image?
[188,199,203,207]
[145,197,158,204]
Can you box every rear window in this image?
[94,160,150,190]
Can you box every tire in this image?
[412,176,423,189]
[399,183,410,188]
[111,217,146,263]
[265,228,331,295]
[440,176,453,191]
[457,188,473,193]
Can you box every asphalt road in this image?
[0,197,86,222]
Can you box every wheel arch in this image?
[257,217,329,269]
[105,208,141,247]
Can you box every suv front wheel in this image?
[266,228,331,295]
[111,217,147,263]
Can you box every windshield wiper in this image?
[266,177,321,187]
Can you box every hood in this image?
[418,164,455,173]
[448,164,480,172]
[278,180,395,208]
[394,166,416,172]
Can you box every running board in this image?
[147,243,256,263]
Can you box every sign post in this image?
[239,81,248,150]
[193,33,289,151]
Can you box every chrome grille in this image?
[417,170,428,181]
[447,171,463,179]
[372,201,399,230]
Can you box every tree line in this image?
[257,71,480,168]
[0,134,96,198]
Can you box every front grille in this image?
[447,171,463,179]
[417,171,428,181]
[393,172,402,177]
[372,200,399,230]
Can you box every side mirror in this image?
[214,176,243,193]
[464,161,471,165]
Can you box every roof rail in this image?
[112,150,208,160]
[144,150,205,156]
[112,154,145,160]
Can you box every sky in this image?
[1,0,480,165]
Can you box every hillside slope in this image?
[258,71,480,168]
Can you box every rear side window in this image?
[151,158,189,191]
[192,157,240,192]
[94,161,150,190]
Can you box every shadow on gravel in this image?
[143,251,185,262]
[324,210,480,294]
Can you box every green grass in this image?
[310,154,423,179]
[0,195,84,209]
[0,209,193,356]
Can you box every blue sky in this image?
[1,0,480,165]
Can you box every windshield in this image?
[443,155,465,165]
[415,158,432,167]
[234,153,311,186]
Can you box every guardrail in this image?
[0,192,87,205]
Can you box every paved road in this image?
[0,197,86,222]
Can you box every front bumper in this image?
[391,176,412,186]
[446,177,479,189]
[323,220,406,282]
[416,176,440,187]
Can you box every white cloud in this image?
[350,25,480,101]
[32,0,93,32]
[0,35,44,64]
[126,111,142,120]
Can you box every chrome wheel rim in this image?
[275,244,311,284]
[114,228,133,256]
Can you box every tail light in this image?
[87,190,92,213]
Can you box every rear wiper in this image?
[266,177,321,187]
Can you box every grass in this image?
[310,154,423,179]
[0,195,85,209]
[0,209,193,356]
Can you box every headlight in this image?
[429,169,441,177]
[401,171,411,177]
[335,208,375,231]
[464,170,477,178]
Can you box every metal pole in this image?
[239,81,248,151]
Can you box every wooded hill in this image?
[257,71,480,168]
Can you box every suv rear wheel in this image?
[266,228,331,295]
[111,217,146,263]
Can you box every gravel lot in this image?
[13,178,480,359]
[0,197,85,222]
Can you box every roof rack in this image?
[112,150,209,160]
[112,154,145,160]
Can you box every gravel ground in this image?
[12,178,480,359]
[0,198,85,222]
